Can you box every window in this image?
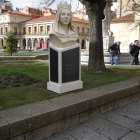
[35,27,37,32]
[47,26,50,34]
[26,9,28,12]
[1,28,3,35]
[43,11,45,13]
[14,27,17,35]
[77,27,80,33]
[28,28,30,32]
[47,26,50,31]
[40,26,43,32]
[46,11,48,13]
[82,27,84,33]
[87,28,89,34]
[5,27,8,33]
[23,27,26,35]
[34,27,37,34]
[29,10,30,12]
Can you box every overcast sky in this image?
[10,0,79,11]
[9,0,117,11]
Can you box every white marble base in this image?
[47,43,83,94]
[47,81,83,94]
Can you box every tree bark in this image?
[80,0,106,72]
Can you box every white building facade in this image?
[0,10,89,50]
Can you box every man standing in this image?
[130,40,140,65]
[109,41,121,65]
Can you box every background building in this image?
[0,4,89,50]
[111,0,140,52]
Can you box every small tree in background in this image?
[4,31,18,56]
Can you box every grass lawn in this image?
[0,61,140,111]
[0,52,48,56]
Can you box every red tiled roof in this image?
[21,15,56,23]
[25,6,40,11]
[112,13,135,22]
[10,11,31,16]
[21,15,89,24]
[72,17,89,23]
[1,10,31,16]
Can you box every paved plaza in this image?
[46,99,140,140]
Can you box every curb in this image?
[0,54,48,61]
[0,77,140,140]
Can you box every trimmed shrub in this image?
[2,46,6,50]
[36,47,41,50]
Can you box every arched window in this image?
[23,39,26,47]
[34,39,38,47]
[47,38,50,43]
[40,39,44,43]
[28,39,32,49]
[2,39,3,46]
[82,39,85,49]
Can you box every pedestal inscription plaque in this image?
[62,47,79,83]
[50,48,58,83]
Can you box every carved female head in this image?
[49,1,79,47]
[59,8,71,25]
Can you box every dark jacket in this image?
[109,43,120,55]
[130,44,140,57]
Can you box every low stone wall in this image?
[0,77,140,140]
[81,52,132,65]
[0,54,48,61]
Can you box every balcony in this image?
[78,32,89,36]
[21,32,49,35]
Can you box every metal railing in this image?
[78,32,89,36]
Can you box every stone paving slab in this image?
[46,133,76,140]
[113,105,140,121]
[102,112,139,131]
[119,132,140,140]
[67,125,110,140]
[46,99,140,140]
[84,117,130,140]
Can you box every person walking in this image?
[109,41,121,65]
[130,40,140,65]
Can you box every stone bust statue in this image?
[49,2,79,48]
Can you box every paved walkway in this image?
[46,99,140,140]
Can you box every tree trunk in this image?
[81,0,106,72]
[11,52,12,56]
